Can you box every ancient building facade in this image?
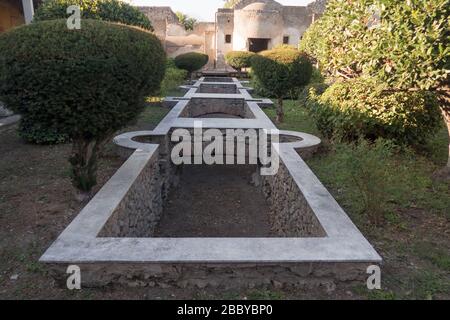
[0,0,38,33]
[139,0,315,68]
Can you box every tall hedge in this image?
[251,48,313,122]
[307,79,441,145]
[0,19,166,192]
[34,0,153,31]
[24,0,154,144]
[300,0,450,168]
[174,52,209,77]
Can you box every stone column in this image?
[21,0,35,24]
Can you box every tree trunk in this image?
[276,97,284,123]
[439,105,450,168]
[437,82,450,168]
[69,137,100,193]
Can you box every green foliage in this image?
[19,117,69,145]
[262,100,320,135]
[265,101,449,227]
[309,135,450,228]
[252,47,313,121]
[246,290,284,300]
[410,271,450,300]
[174,52,209,75]
[310,67,325,84]
[368,0,449,91]
[296,67,327,104]
[413,242,450,271]
[332,139,397,226]
[160,63,188,96]
[252,48,313,99]
[34,0,153,31]
[298,20,323,66]
[299,0,449,90]
[225,51,256,71]
[0,19,166,191]
[298,82,329,107]
[176,11,197,31]
[166,57,177,69]
[23,0,153,144]
[264,101,450,298]
[300,0,450,167]
[307,79,441,145]
[273,44,298,50]
[250,73,275,98]
[299,0,373,79]
[223,0,240,9]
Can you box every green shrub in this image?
[225,51,255,71]
[161,58,188,95]
[174,52,209,76]
[19,117,69,145]
[34,0,153,31]
[166,57,177,69]
[273,44,298,50]
[330,138,397,226]
[307,79,442,145]
[300,0,449,168]
[294,67,326,102]
[160,67,188,96]
[298,82,329,107]
[309,67,325,84]
[0,19,166,192]
[251,48,313,122]
[249,71,273,98]
[176,11,197,31]
[27,0,154,143]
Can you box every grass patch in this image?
[413,242,450,272]
[264,101,450,223]
[352,284,397,300]
[264,100,450,299]
[263,100,319,135]
[246,289,285,300]
[409,271,450,300]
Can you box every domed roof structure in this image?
[242,1,282,11]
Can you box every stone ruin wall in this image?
[101,129,325,240]
[138,2,315,69]
[138,6,215,65]
[46,261,371,289]
[99,137,180,238]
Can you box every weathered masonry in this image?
[40,77,381,289]
[138,0,321,68]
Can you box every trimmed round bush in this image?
[34,0,153,31]
[174,52,209,76]
[225,51,256,71]
[251,48,313,122]
[0,19,166,191]
[307,78,442,145]
[28,0,154,143]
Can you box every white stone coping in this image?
[0,114,21,129]
[155,99,276,136]
[163,77,272,106]
[276,130,322,149]
[40,78,382,265]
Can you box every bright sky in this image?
[130,0,315,21]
